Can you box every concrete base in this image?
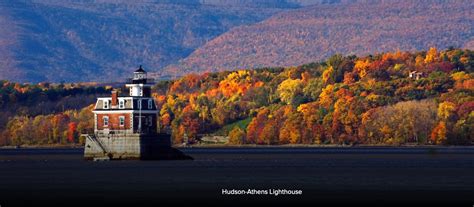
[84,133,192,160]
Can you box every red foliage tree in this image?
[67,122,77,143]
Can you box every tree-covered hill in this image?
[167,0,474,76]
[0,0,317,82]
[0,81,111,145]
[1,48,472,146]
[157,48,473,145]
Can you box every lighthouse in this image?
[126,65,152,97]
[83,66,182,160]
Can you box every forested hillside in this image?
[168,0,474,76]
[3,0,472,83]
[1,48,473,146]
[0,82,110,145]
[0,0,312,82]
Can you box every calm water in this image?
[0,147,473,206]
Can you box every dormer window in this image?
[148,99,153,109]
[119,100,125,109]
[103,100,109,109]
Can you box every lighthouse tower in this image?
[123,65,157,134]
[126,65,152,97]
[84,65,172,160]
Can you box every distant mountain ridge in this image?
[1,0,472,82]
[0,0,323,82]
[164,0,474,77]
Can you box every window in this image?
[148,99,153,109]
[119,100,125,109]
[119,116,125,127]
[139,87,143,96]
[148,117,153,126]
[103,100,109,109]
[137,99,142,109]
[103,116,109,127]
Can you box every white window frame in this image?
[148,99,153,109]
[139,87,143,96]
[119,99,125,109]
[103,116,109,127]
[103,100,109,109]
[119,116,125,127]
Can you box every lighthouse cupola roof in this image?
[131,65,150,84]
[134,65,146,73]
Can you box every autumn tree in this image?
[258,119,279,144]
[228,127,246,145]
[362,100,437,145]
[303,78,323,101]
[425,47,439,64]
[322,66,335,84]
[180,105,201,142]
[319,84,335,108]
[67,122,77,143]
[246,108,270,144]
[298,102,325,144]
[277,78,304,106]
[430,121,447,144]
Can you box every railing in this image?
[125,78,155,84]
[95,130,135,136]
[95,129,156,136]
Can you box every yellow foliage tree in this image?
[228,127,246,145]
[277,78,303,105]
[451,71,469,82]
[424,47,438,64]
[290,129,301,144]
[218,70,253,97]
[354,59,370,78]
[319,84,335,108]
[322,66,335,84]
[437,101,456,120]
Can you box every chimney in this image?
[111,90,118,106]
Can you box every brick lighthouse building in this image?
[84,66,177,160]
[94,66,157,135]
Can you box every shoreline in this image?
[2,144,474,149]
[177,144,474,148]
[0,144,84,149]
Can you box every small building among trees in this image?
[408,71,424,80]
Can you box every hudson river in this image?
[0,147,473,206]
